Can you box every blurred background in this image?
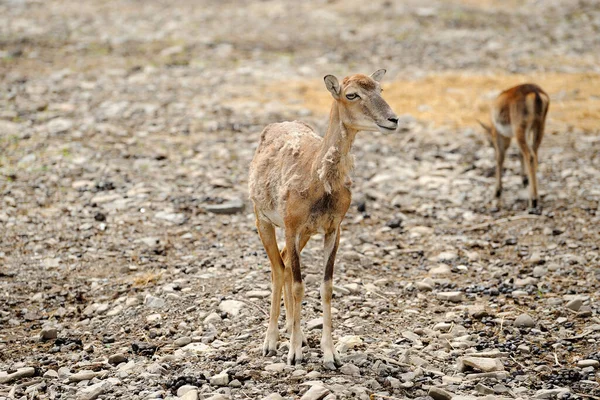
[1,1,599,399]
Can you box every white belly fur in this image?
[493,120,513,138]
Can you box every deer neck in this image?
[314,101,357,194]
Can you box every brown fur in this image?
[249,70,398,369]
[480,83,550,212]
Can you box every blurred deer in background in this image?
[478,83,550,214]
[249,70,398,369]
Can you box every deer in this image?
[478,83,550,214]
[248,70,398,369]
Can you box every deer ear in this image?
[477,119,492,134]
[324,75,341,99]
[370,69,386,82]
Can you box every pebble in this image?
[247,290,270,298]
[177,385,198,396]
[76,381,111,400]
[514,313,536,328]
[204,312,222,324]
[262,394,284,400]
[174,336,192,347]
[428,387,453,400]
[415,281,434,291]
[300,384,330,400]
[69,370,98,382]
[533,388,570,399]
[577,359,599,368]
[219,300,245,316]
[532,265,547,277]
[429,264,452,275]
[39,327,58,341]
[437,291,463,302]
[335,335,362,353]
[210,371,229,386]
[144,294,166,309]
[433,322,452,332]
[565,298,583,311]
[180,389,199,400]
[108,353,128,365]
[0,367,36,384]
[44,369,59,379]
[340,363,360,376]
[459,357,505,372]
[265,363,286,373]
[204,198,245,214]
[307,318,323,330]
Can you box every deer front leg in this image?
[256,216,285,357]
[321,226,342,370]
[284,231,305,365]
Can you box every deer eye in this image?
[346,93,359,100]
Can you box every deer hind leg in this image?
[492,133,511,209]
[321,226,342,370]
[255,212,285,357]
[527,119,545,213]
[281,234,310,347]
[519,152,528,187]
[284,225,305,365]
[515,124,539,213]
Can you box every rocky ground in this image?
[1,0,599,399]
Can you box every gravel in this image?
[1,0,599,399]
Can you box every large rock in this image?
[300,385,329,400]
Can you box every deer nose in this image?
[388,117,399,125]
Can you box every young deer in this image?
[248,70,398,369]
[478,83,550,213]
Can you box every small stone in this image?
[204,312,221,324]
[415,281,434,291]
[69,370,98,382]
[517,344,531,353]
[219,300,245,316]
[475,383,495,395]
[335,335,362,353]
[247,290,270,299]
[433,322,452,332]
[205,395,230,400]
[514,313,536,328]
[146,313,162,322]
[300,384,330,400]
[204,198,245,215]
[532,265,547,277]
[565,298,583,312]
[340,363,360,376]
[307,318,323,330]
[429,264,451,275]
[442,375,462,384]
[577,305,593,317]
[0,367,36,384]
[229,379,242,388]
[577,359,599,368]
[210,371,229,386]
[534,388,570,399]
[174,337,192,347]
[437,291,463,302]
[177,385,198,397]
[47,118,73,135]
[76,381,111,400]
[460,357,504,372]
[262,394,284,400]
[428,387,453,400]
[180,389,198,400]
[386,377,401,388]
[265,363,286,373]
[40,327,58,341]
[154,210,186,225]
[108,353,127,365]
[512,290,528,298]
[44,369,59,379]
[144,294,166,309]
